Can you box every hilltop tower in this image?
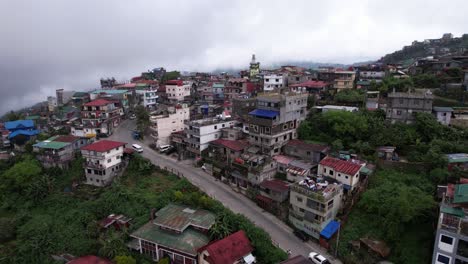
[249,54,260,79]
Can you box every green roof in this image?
[453,184,468,204]
[33,139,70,150]
[447,153,468,163]
[131,222,210,256]
[433,107,454,112]
[360,166,372,175]
[25,115,40,120]
[213,83,224,88]
[91,89,128,94]
[441,206,465,217]
[154,204,215,232]
[356,80,371,86]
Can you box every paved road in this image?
[110,120,342,263]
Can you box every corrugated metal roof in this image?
[153,204,215,232]
[34,140,70,150]
[249,109,279,118]
[453,184,468,204]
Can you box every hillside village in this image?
[2,33,468,264]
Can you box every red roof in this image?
[166,80,184,86]
[68,256,112,264]
[84,99,115,107]
[54,135,80,143]
[286,140,329,153]
[319,156,363,175]
[211,139,249,152]
[199,230,253,263]
[81,140,126,152]
[260,179,289,192]
[289,80,328,88]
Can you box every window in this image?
[283,124,288,130]
[437,254,450,264]
[297,196,303,202]
[441,235,453,245]
[87,169,91,173]
[345,176,349,179]
[338,173,341,177]
[96,179,100,183]
[324,168,327,173]
[414,99,419,105]
[307,151,311,155]
[107,150,110,154]
[222,124,225,127]
[108,159,111,163]
[214,125,217,129]
[329,170,334,175]
[299,208,305,212]
[397,110,402,115]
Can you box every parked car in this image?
[159,145,172,153]
[308,252,330,264]
[132,144,144,153]
[293,230,308,241]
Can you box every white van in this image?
[159,145,172,153]
[132,144,143,153]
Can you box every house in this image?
[136,88,158,109]
[80,140,126,187]
[318,156,365,191]
[257,179,290,218]
[447,153,468,172]
[99,214,132,230]
[377,146,398,161]
[230,148,277,189]
[48,96,58,112]
[33,135,89,168]
[56,89,75,106]
[284,140,329,164]
[332,70,356,91]
[5,120,39,150]
[206,139,249,167]
[287,73,318,86]
[129,204,216,264]
[288,80,329,95]
[90,89,130,112]
[198,230,255,264]
[150,104,190,147]
[431,184,468,264]
[73,99,123,137]
[248,92,308,155]
[289,179,343,239]
[166,80,191,102]
[286,160,314,183]
[384,90,433,124]
[184,117,237,157]
[212,83,224,104]
[433,107,453,126]
[273,155,296,174]
[263,73,288,91]
[71,92,90,106]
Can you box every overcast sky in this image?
[1,0,467,114]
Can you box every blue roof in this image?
[4,120,35,130]
[249,109,279,118]
[8,129,40,139]
[320,220,340,239]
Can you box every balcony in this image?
[84,162,106,170]
[37,154,73,163]
[249,116,274,127]
[290,184,340,202]
[439,212,468,237]
[81,151,105,159]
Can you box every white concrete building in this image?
[318,156,365,191]
[80,140,126,187]
[166,80,191,102]
[433,107,453,126]
[150,105,190,147]
[136,89,158,109]
[263,73,287,91]
[185,117,237,156]
[47,96,57,112]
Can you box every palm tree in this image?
[98,231,127,259]
[209,213,232,240]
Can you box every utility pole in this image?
[335,221,341,257]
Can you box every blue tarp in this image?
[4,120,35,131]
[8,129,40,139]
[249,109,279,118]
[320,220,340,239]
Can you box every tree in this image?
[134,105,150,135]
[1,157,42,193]
[209,213,233,240]
[334,89,365,104]
[161,71,181,83]
[0,217,16,242]
[114,255,137,264]
[4,110,21,121]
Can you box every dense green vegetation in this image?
[334,89,366,104]
[134,105,150,134]
[0,155,286,264]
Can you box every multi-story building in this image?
[232,97,257,120]
[384,90,433,124]
[47,96,57,112]
[248,92,308,155]
[263,73,288,91]
[289,179,343,239]
[33,135,89,168]
[74,99,123,137]
[287,73,317,86]
[90,89,130,112]
[432,184,468,264]
[80,140,126,187]
[212,83,224,104]
[136,88,158,109]
[333,70,356,91]
[198,230,255,264]
[230,150,277,188]
[56,89,75,106]
[166,80,191,102]
[433,107,454,126]
[150,105,190,147]
[184,117,236,157]
[130,204,215,264]
[283,139,329,164]
[318,156,365,192]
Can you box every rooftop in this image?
[186,117,233,127]
[131,222,210,256]
[289,80,328,88]
[292,179,342,201]
[166,80,184,86]
[80,140,126,152]
[273,155,296,165]
[53,135,81,143]
[4,120,34,130]
[286,140,329,153]
[91,89,128,94]
[388,91,434,99]
[84,99,117,107]
[453,184,468,204]
[447,153,468,163]
[249,109,279,119]
[211,139,249,152]
[33,138,70,150]
[433,106,454,112]
[260,179,289,192]
[198,230,253,264]
[153,204,216,232]
[319,156,364,175]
